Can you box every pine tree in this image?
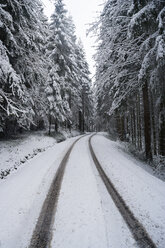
[0,0,94,136]
[75,41,94,132]
[0,0,49,135]
[95,0,165,161]
[46,0,72,132]
[46,0,89,132]
[129,0,165,159]
[0,40,27,134]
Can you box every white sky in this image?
[41,0,105,79]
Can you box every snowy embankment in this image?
[0,130,80,179]
[0,135,82,248]
[91,135,165,248]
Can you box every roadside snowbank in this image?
[101,132,165,181]
[0,130,80,179]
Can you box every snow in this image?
[0,135,82,248]
[0,130,80,179]
[0,133,164,247]
[50,135,107,247]
[158,7,165,30]
[128,2,155,36]
[90,157,138,248]
[50,135,136,248]
[0,132,56,178]
[156,35,165,61]
[91,134,165,248]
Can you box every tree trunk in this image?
[130,110,134,144]
[137,93,142,150]
[115,111,120,139]
[82,93,85,132]
[120,115,125,141]
[150,92,157,155]
[79,111,82,132]
[136,94,140,150]
[55,121,58,133]
[49,115,52,136]
[142,81,152,161]
[132,106,136,147]
[159,101,165,156]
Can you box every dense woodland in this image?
[0,0,93,137]
[95,0,165,161]
[0,0,165,163]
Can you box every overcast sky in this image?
[41,0,105,78]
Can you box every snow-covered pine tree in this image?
[0,1,29,135]
[75,41,94,132]
[46,0,72,133]
[0,0,49,135]
[63,16,83,130]
[95,0,165,161]
[0,39,26,135]
[95,0,134,134]
[128,0,165,158]
[1,0,94,136]
[46,0,88,133]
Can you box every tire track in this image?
[29,135,85,248]
[89,134,157,248]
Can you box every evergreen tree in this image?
[46,0,75,132]
[0,0,93,136]
[46,0,93,132]
[0,0,49,135]
[95,0,165,161]
[75,41,94,132]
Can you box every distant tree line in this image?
[0,0,94,137]
[95,0,165,161]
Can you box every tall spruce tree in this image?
[75,41,94,132]
[46,0,93,132]
[95,0,165,161]
[0,0,49,135]
[0,0,93,136]
[46,0,75,132]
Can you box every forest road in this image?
[29,134,157,248]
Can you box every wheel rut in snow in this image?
[89,134,157,248]
[29,135,85,248]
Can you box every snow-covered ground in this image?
[91,134,165,248]
[50,135,137,248]
[0,133,164,248]
[0,130,80,179]
[0,135,82,248]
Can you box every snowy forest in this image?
[0,0,94,137]
[0,0,165,163]
[94,0,165,161]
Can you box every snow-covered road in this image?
[50,135,108,247]
[50,135,137,248]
[0,135,81,248]
[0,134,164,248]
